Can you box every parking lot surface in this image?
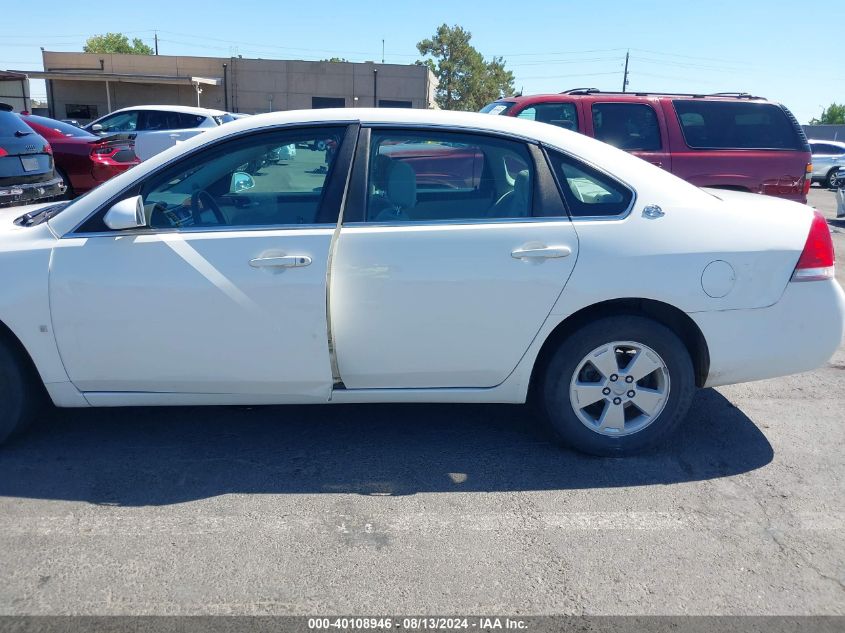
[0,188,843,615]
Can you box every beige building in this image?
[18,51,437,122]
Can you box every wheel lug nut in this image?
[625,375,634,383]
[602,387,611,396]
[609,374,618,382]
[627,390,635,398]
[612,397,622,405]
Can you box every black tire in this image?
[829,170,843,189]
[540,316,695,456]
[55,167,74,200]
[0,336,40,445]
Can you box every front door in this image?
[50,125,352,399]
[330,127,579,389]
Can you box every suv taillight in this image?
[803,163,813,195]
[792,210,835,281]
[0,147,7,158]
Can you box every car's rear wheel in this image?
[829,170,843,189]
[541,316,695,456]
[0,336,40,445]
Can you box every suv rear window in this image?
[0,110,33,137]
[673,100,804,150]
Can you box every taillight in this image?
[91,145,115,155]
[0,147,7,158]
[43,144,52,155]
[792,210,835,281]
[803,163,812,196]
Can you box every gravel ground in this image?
[0,187,842,616]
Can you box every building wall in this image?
[803,125,845,142]
[42,52,436,120]
[0,78,29,112]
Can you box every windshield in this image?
[22,115,98,139]
[480,101,516,115]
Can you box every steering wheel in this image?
[190,190,226,225]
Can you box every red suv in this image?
[482,90,812,203]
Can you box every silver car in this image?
[809,139,845,188]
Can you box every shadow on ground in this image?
[0,389,772,505]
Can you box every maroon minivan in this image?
[482,90,812,203]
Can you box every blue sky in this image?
[0,0,837,123]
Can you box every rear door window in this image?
[591,103,662,151]
[516,103,579,131]
[365,130,534,222]
[673,100,803,150]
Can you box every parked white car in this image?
[3,109,843,455]
[809,139,845,188]
[83,105,243,161]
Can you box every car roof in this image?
[808,139,845,147]
[98,104,227,117]
[495,92,772,105]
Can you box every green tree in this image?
[416,24,515,111]
[809,103,845,125]
[83,33,154,55]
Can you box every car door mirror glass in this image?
[230,171,255,193]
[103,195,147,230]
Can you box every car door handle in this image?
[511,246,572,259]
[249,255,312,268]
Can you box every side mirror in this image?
[91,123,103,133]
[103,195,146,230]
[230,171,255,193]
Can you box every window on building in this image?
[65,104,98,121]
[378,100,413,108]
[312,97,346,109]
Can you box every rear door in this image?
[330,126,579,389]
[586,98,671,171]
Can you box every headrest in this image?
[387,160,417,209]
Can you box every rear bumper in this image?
[0,176,65,207]
[692,279,845,388]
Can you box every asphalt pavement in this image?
[0,187,843,615]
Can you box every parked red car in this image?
[19,115,139,197]
[482,90,812,203]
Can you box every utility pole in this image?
[373,68,378,107]
[622,50,629,92]
[154,31,159,55]
[381,39,385,64]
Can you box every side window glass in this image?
[547,149,633,218]
[518,103,579,131]
[177,112,205,128]
[139,127,344,229]
[366,130,534,223]
[592,103,662,151]
[96,111,138,133]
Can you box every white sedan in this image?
[2,109,843,455]
[83,105,243,160]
